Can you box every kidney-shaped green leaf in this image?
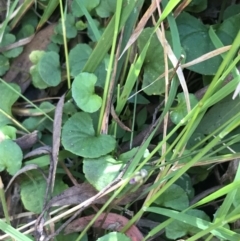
[62,112,116,158]
[72,72,102,113]
[0,139,22,175]
[83,155,123,191]
[38,51,61,87]
[154,184,189,211]
[20,172,67,213]
[138,28,172,95]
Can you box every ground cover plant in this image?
[0,0,240,240]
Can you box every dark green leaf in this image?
[0,139,22,175]
[62,112,116,158]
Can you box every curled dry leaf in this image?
[64,212,144,241]
[24,146,52,159]
[47,183,150,208]
[15,130,38,150]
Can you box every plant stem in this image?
[0,176,11,225]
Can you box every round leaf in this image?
[0,139,22,175]
[154,184,189,211]
[83,155,123,191]
[38,51,61,86]
[72,73,102,113]
[138,28,172,95]
[72,0,100,17]
[62,112,116,158]
[0,33,23,58]
[69,44,92,77]
[30,65,49,89]
[0,83,20,126]
[20,172,67,213]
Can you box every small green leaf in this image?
[0,55,9,75]
[56,14,77,39]
[0,139,22,175]
[138,28,172,95]
[170,93,198,125]
[0,125,17,139]
[165,209,210,239]
[69,44,92,77]
[196,95,240,135]
[97,232,131,241]
[84,155,123,191]
[176,12,221,75]
[22,116,46,132]
[20,172,67,213]
[72,73,102,113]
[29,50,45,65]
[174,173,195,200]
[72,0,100,17]
[154,184,189,211]
[30,65,49,89]
[62,112,116,158]
[0,33,23,58]
[17,24,35,39]
[0,83,20,126]
[96,0,117,18]
[38,51,61,86]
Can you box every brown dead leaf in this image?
[15,130,38,150]
[24,146,52,159]
[64,212,144,241]
[3,23,56,93]
[51,94,65,192]
[47,183,149,208]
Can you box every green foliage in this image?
[72,73,102,113]
[185,0,207,13]
[176,12,240,74]
[165,209,210,239]
[196,95,240,135]
[0,139,22,175]
[30,51,61,88]
[69,44,92,77]
[0,125,17,139]
[0,33,23,58]
[0,55,9,75]
[84,155,123,191]
[154,184,189,210]
[0,83,20,126]
[96,0,117,17]
[2,1,240,240]
[137,28,171,95]
[72,0,100,17]
[62,112,116,158]
[17,24,35,39]
[170,93,198,125]
[97,232,131,241]
[38,51,61,86]
[20,172,67,213]
[55,14,77,39]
